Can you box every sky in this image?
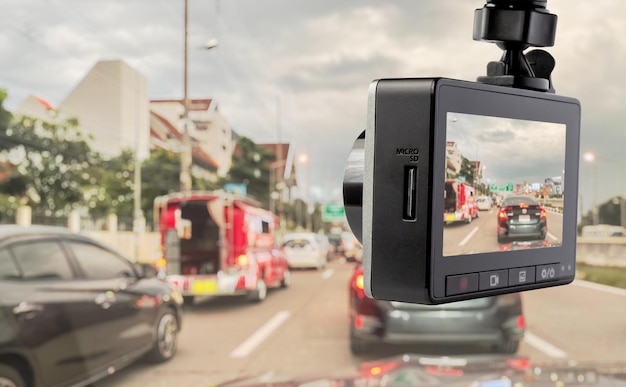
[447,113,566,186]
[1,0,625,213]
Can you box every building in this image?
[58,60,150,160]
[150,99,233,179]
[14,60,234,183]
[446,141,462,176]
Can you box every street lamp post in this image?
[180,0,218,192]
[583,151,626,227]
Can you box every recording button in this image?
[446,273,479,296]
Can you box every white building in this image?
[150,99,233,177]
[58,60,150,160]
[446,141,463,176]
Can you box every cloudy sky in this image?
[1,0,625,212]
[448,113,566,186]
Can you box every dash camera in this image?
[344,78,580,304]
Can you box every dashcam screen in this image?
[442,112,566,257]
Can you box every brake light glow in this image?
[236,254,249,267]
[540,208,547,219]
[498,209,508,220]
[355,273,364,290]
[517,315,526,330]
[354,314,364,329]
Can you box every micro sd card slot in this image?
[403,166,417,221]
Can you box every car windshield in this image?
[503,197,540,207]
[1,1,625,386]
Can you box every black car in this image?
[0,226,184,387]
[348,265,525,355]
[497,196,548,243]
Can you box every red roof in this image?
[151,99,213,111]
[33,95,54,111]
[149,111,218,170]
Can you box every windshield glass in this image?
[1,1,624,386]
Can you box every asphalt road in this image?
[96,259,626,386]
[443,207,564,256]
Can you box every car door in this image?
[0,239,95,387]
[63,239,156,361]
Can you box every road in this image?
[443,207,564,256]
[97,260,626,386]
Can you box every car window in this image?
[10,240,73,281]
[284,239,312,248]
[66,241,135,279]
[503,197,539,206]
[0,248,20,280]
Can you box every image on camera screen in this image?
[443,112,566,257]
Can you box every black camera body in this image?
[345,78,580,304]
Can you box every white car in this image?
[282,233,328,270]
[476,196,493,211]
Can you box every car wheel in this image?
[248,278,267,302]
[495,339,520,354]
[145,309,179,363]
[182,296,195,305]
[281,269,291,288]
[466,214,472,224]
[350,326,368,355]
[0,364,26,387]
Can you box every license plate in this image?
[518,214,531,222]
[445,214,456,222]
[192,279,218,295]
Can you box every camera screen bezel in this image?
[430,79,581,301]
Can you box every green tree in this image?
[459,157,475,186]
[223,136,275,208]
[0,89,12,139]
[0,115,97,216]
[84,149,135,218]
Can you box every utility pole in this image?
[180,0,193,192]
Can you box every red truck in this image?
[154,191,290,304]
[444,179,479,224]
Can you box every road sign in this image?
[322,203,346,222]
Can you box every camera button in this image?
[509,267,536,286]
[446,273,479,296]
[535,264,561,283]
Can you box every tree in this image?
[0,89,12,140]
[0,115,97,216]
[84,149,135,219]
[223,136,275,208]
[459,157,476,185]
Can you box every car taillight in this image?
[517,315,526,330]
[540,208,547,219]
[156,257,167,269]
[498,209,508,220]
[355,273,364,291]
[352,270,366,298]
[237,254,249,267]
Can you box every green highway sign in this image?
[322,203,346,222]
[490,184,515,192]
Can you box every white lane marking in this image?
[322,268,334,280]
[573,279,626,297]
[524,331,568,359]
[459,226,479,246]
[230,311,291,358]
[547,232,559,241]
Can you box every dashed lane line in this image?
[230,311,291,358]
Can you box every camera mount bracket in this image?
[474,0,557,93]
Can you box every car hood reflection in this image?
[500,240,558,251]
[217,354,626,386]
